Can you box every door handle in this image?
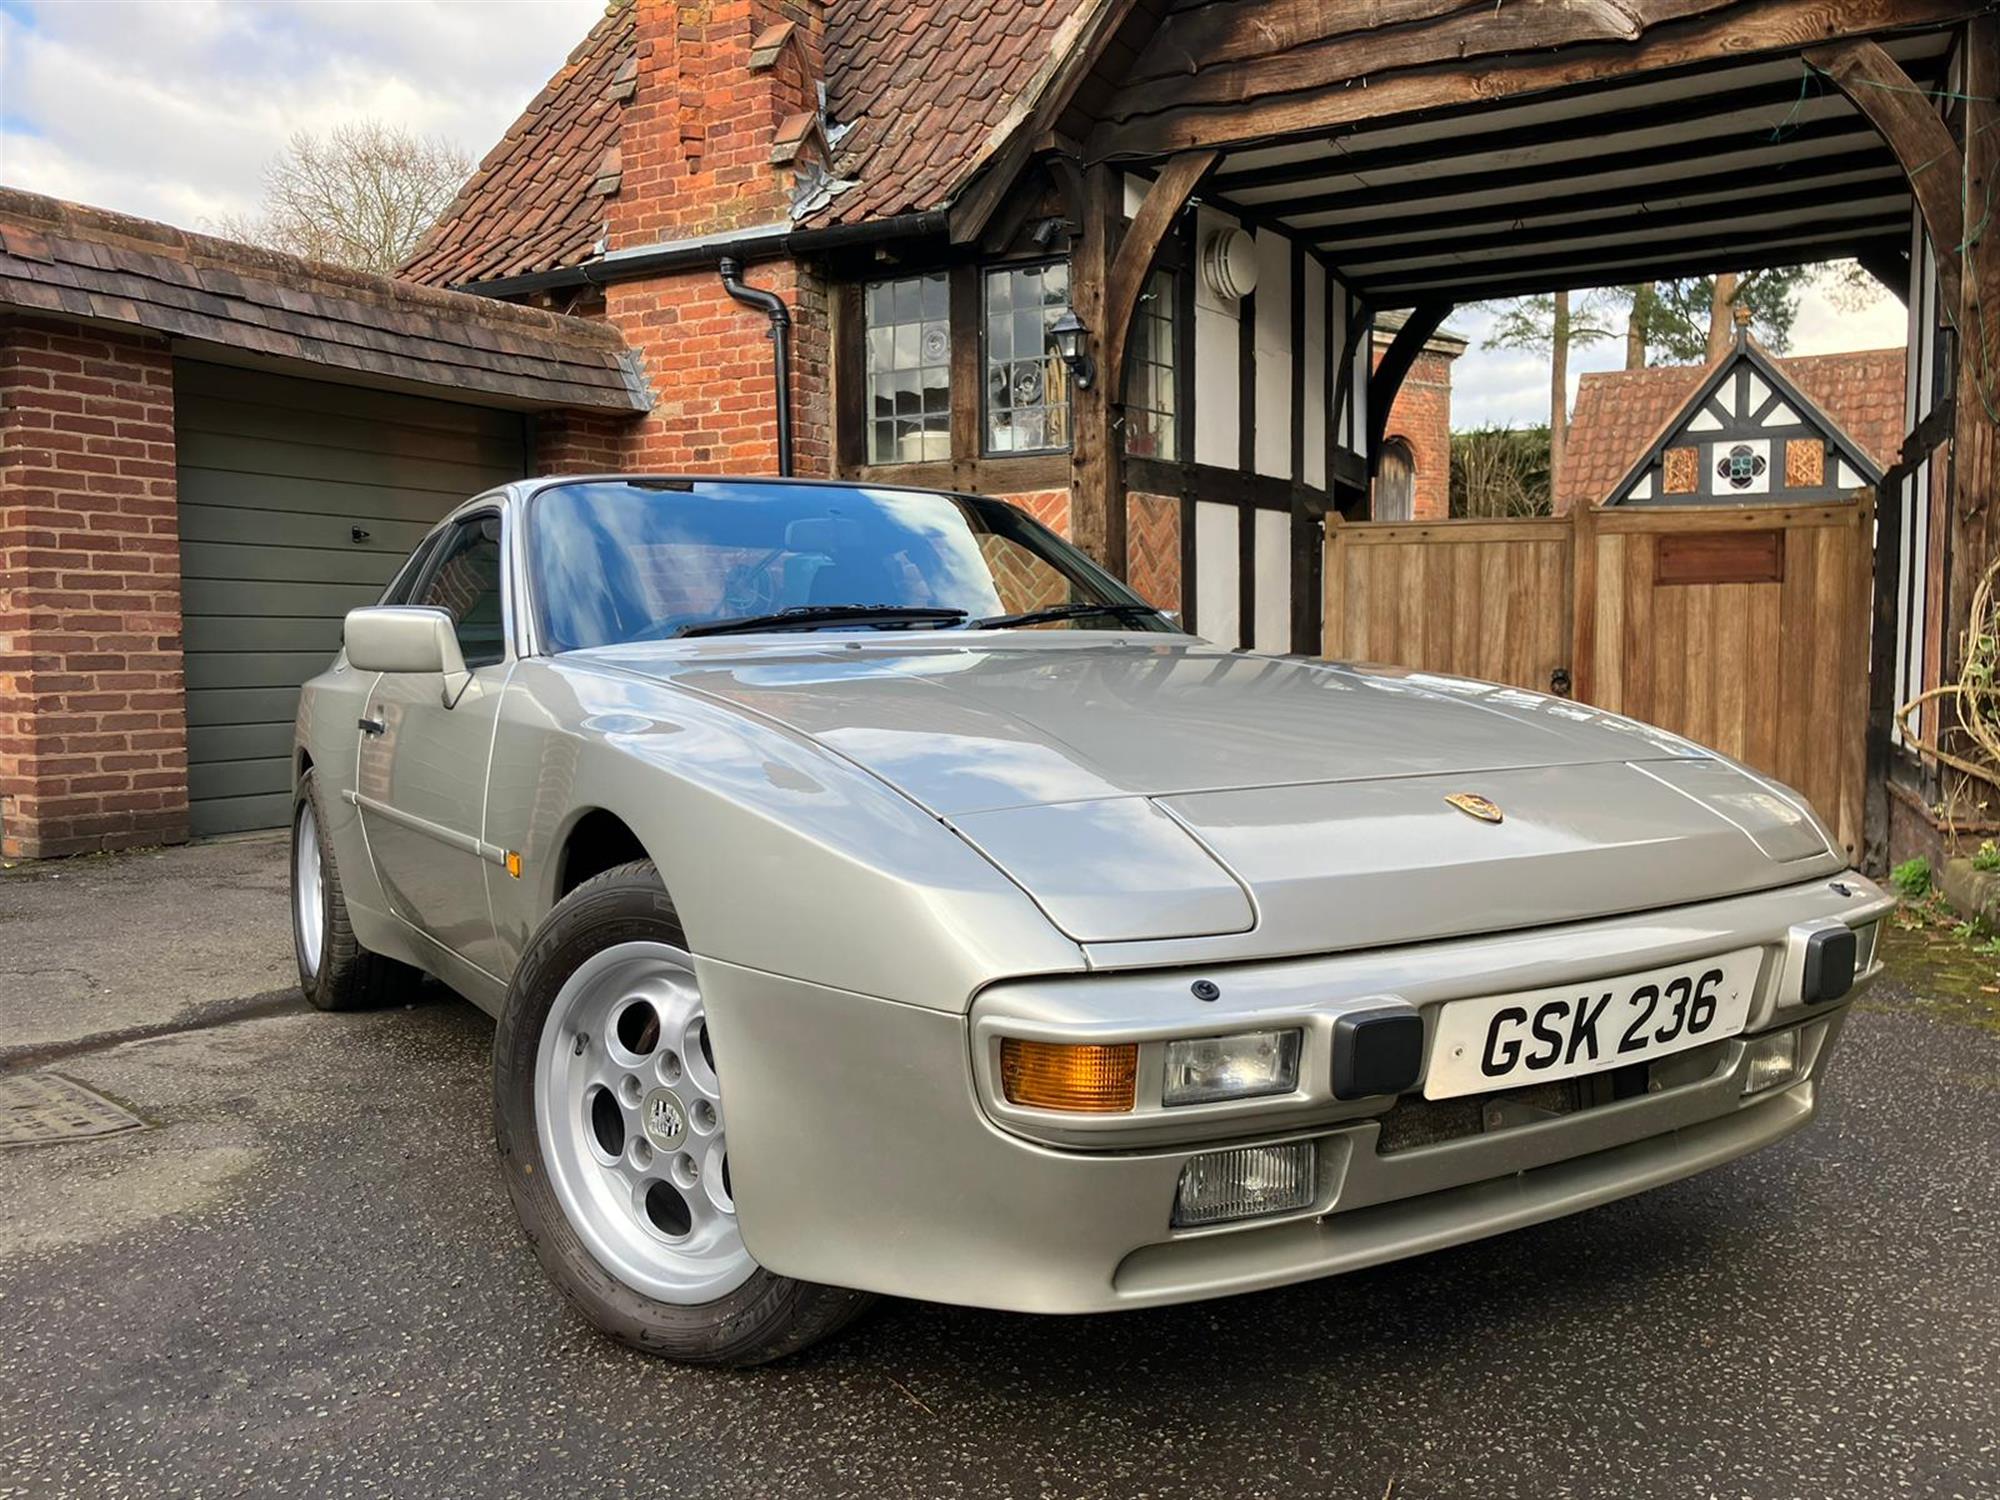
[358,716,386,737]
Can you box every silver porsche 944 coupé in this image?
[291,474,1890,1365]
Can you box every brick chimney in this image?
[611,0,829,247]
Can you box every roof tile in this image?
[1556,346,1907,510]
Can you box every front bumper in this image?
[701,874,1888,1315]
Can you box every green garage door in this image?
[176,361,527,835]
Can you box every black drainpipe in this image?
[718,257,793,477]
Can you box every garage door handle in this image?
[358,716,385,737]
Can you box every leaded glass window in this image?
[1122,269,1177,459]
[865,273,950,464]
[984,261,1072,454]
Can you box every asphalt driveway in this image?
[1,837,1996,1499]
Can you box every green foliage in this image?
[1975,840,2000,874]
[1478,292,1617,358]
[1609,268,1813,365]
[1892,857,1933,899]
[1450,426,1552,518]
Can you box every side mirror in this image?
[343,607,472,707]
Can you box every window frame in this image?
[860,270,953,467]
[407,507,509,670]
[1121,265,1183,462]
[979,256,1075,459]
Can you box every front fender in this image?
[482,659,1087,1013]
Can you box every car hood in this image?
[578,637,1841,947]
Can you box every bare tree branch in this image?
[211,121,471,274]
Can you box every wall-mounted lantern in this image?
[1050,306,1095,390]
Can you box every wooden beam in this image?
[1367,233,1912,307]
[1101,150,1218,394]
[1366,301,1451,479]
[948,0,1146,245]
[1088,0,1986,161]
[1311,150,1900,253]
[1804,38,1964,319]
[1359,214,1909,300]
[1208,70,1887,194]
[1067,163,1127,577]
[1248,117,1879,224]
[1942,12,1999,792]
[1337,177,1908,272]
[1856,242,1911,304]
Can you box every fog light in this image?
[999,1039,1137,1112]
[1172,1141,1315,1227]
[1163,1029,1302,1106]
[1742,1030,1801,1095]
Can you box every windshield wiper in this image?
[964,601,1165,631]
[677,604,969,638]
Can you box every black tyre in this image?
[290,768,417,1011]
[492,859,873,1366]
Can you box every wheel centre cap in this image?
[641,1088,688,1151]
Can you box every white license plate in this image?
[1422,948,1761,1101]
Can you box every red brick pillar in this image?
[0,318,187,858]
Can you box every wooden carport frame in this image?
[951,0,1994,868]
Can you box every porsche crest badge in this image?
[1445,792,1503,824]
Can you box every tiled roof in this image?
[400,0,634,288]
[0,189,649,412]
[401,0,1086,289]
[819,0,1086,227]
[1556,346,1906,510]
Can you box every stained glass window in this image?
[1122,270,1177,459]
[984,261,1072,454]
[1717,443,1767,490]
[865,273,950,464]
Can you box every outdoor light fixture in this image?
[1050,306,1095,390]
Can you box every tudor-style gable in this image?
[1605,332,1886,507]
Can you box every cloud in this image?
[0,0,603,230]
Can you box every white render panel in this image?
[1194,207,1243,468]
[1630,473,1654,501]
[1194,500,1240,646]
[1688,407,1723,432]
[1332,289,1353,450]
[1762,402,1800,427]
[1123,173,1150,220]
[1745,371,1771,412]
[1837,459,1865,490]
[1349,307,1371,457]
[1302,260,1327,489]
[1254,228,1292,478]
[1254,508,1291,652]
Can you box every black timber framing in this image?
[1238,281,1256,650]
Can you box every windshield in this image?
[529,479,1177,651]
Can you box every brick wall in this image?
[1126,491,1181,613]
[0,318,187,859]
[1371,344,1457,520]
[533,408,633,474]
[589,1,834,479]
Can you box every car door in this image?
[355,509,512,974]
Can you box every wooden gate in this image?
[1323,500,1874,860]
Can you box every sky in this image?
[0,0,1911,432]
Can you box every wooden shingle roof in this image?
[1556,346,1905,510]
[0,189,649,412]
[400,0,1088,290]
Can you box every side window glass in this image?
[414,515,506,668]
[379,534,440,607]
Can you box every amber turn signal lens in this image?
[999,1039,1138,1113]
